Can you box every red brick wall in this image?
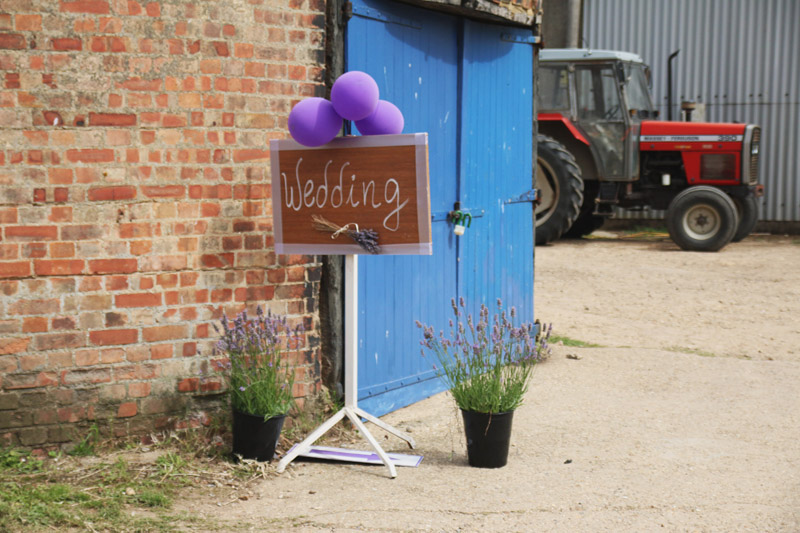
[0,0,325,448]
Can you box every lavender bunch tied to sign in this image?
[416,298,552,414]
[212,306,303,419]
[312,215,381,254]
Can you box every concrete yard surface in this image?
[179,234,800,532]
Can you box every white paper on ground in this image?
[290,445,423,467]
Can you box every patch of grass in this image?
[620,226,669,240]
[666,346,717,357]
[68,423,100,457]
[0,428,231,532]
[550,334,603,348]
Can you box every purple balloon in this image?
[331,71,380,121]
[288,98,343,147]
[354,100,404,136]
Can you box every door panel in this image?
[459,21,534,322]
[346,0,534,415]
[347,0,460,415]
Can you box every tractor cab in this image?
[539,49,654,183]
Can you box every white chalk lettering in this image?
[346,175,359,208]
[383,179,408,232]
[330,162,347,208]
[283,159,409,232]
[282,158,304,211]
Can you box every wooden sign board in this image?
[269,134,431,255]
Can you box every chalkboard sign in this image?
[269,134,431,255]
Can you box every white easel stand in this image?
[276,254,416,478]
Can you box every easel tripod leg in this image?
[276,408,346,473]
[352,406,416,449]
[344,408,397,478]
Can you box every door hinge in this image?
[351,4,421,29]
[505,189,538,204]
[501,33,540,45]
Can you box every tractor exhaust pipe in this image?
[667,49,680,121]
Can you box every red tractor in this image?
[536,49,762,251]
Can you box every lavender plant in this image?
[417,298,552,414]
[213,306,302,419]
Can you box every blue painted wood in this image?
[346,0,534,416]
[458,21,535,323]
[347,0,459,416]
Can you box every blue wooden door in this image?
[346,0,534,416]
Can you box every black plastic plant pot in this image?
[460,409,514,468]
[231,409,286,462]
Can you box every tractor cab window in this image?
[539,64,570,112]
[575,64,622,121]
[624,63,657,118]
[574,63,626,179]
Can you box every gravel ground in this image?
[180,232,800,532]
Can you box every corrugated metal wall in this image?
[584,0,800,222]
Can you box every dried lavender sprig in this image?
[347,228,381,254]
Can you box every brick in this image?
[52,317,77,330]
[88,259,137,274]
[52,38,82,51]
[89,112,136,126]
[0,34,26,50]
[61,368,111,385]
[15,14,42,31]
[50,242,75,257]
[35,333,84,351]
[19,353,45,371]
[114,364,158,381]
[105,276,128,290]
[115,293,161,307]
[57,406,86,423]
[22,243,47,259]
[0,244,19,260]
[0,261,31,278]
[0,394,19,411]
[117,402,137,417]
[140,185,184,198]
[182,342,196,357]
[10,299,60,315]
[80,294,111,311]
[200,254,234,269]
[177,378,198,392]
[89,329,138,346]
[128,382,151,397]
[5,226,58,241]
[150,344,172,359]
[4,372,59,390]
[87,186,136,201]
[119,78,161,91]
[142,325,186,342]
[75,349,99,366]
[23,317,48,333]
[34,260,84,276]
[100,348,125,363]
[233,149,269,163]
[60,1,110,15]
[0,337,30,355]
[66,149,115,163]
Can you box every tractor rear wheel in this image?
[535,135,584,245]
[666,186,739,252]
[563,181,605,239]
[731,194,759,242]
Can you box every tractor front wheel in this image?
[535,135,584,245]
[666,186,739,252]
